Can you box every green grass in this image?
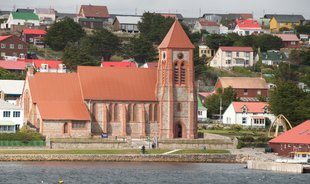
[159,139,232,144]
[173,149,230,154]
[0,149,170,155]
[199,129,266,138]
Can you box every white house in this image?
[210,46,254,68]
[34,8,56,25]
[233,20,263,36]
[219,24,228,34]
[0,99,24,132]
[193,20,219,34]
[223,102,275,128]
[0,80,24,105]
[2,12,39,29]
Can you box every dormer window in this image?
[41,64,48,71]
[263,106,268,114]
[242,105,247,113]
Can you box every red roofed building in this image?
[194,20,220,34]
[233,19,263,36]
[215,77,269,101]
[269,120,310,156]
[0,60,28,73]
[20,28,46,47]
[21,20,198,139]
[210,46,254,68]
[78,4,110,29]
[223,102,275,128]
[101,61,137,68]
[20,59,66,73]
[0,35,28,60]
[274,34,300,49]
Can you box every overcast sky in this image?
[1,0,309,19]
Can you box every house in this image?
[261,50,288,66]
[20,28,46,47]
[257,17,270,29]
[2,12,39,30]
[0,80,24,105]
[202,13,253,29]
[233,19,263,36]
[219,24,229,34]
[214,77,269,101]
[274,34,300,49]
[197,96,207,122]
[0,99,24,133]
[0,60,28,74]
[141,62,158,68]
[210,46,254,68]
[112,16,142,33]
[198,45,215,58]
[0,35,28,60]
[194,20,219,34]
[34,8,56,25]
[101,61,137,68]
[78,5,110,29]
[21,59,66,73]
[21,20,198,139]
[269,120,310,157]
[223,102,275,128]
[266,14,305,33]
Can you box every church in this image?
[21,20,198,139]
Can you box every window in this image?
[64,122,68,133]
[72,122,86,129]
[242,117,247,124]
[263,106,268,114]
[236,52,239,57]
[0,43,5,48]
[180,63,185,84]
[174,62,179,83]
[13,111,20,117]
[226,52,232,57]
[3,111,11,117]
[109,104,113,121]
[226,60,231,64]
[18,44,23,49]
[153,104,157,121]
[0,52,5,57]
[244,89,248,95]
[245,60,249,65]
[41,64,48,70]
[10,44,14,49]
[245,52,250,57]
[242,105,247,113]
[114,104,119,121]
[177,103,182,112]
[29,38,33,43]
[149,104,153,121]
[132,104,137,121]
[198,110,202,116]
[291,41,296,45]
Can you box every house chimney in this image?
[27,66,34,76]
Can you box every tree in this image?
[81,29,120,61]
[204,33,236,50]
[295,24,310,34]
[0,68,25,80]
[205,87,237,117]
[45,18,85,51]
[122,36,157,65]
[254,34,283,52]
[62,42,98,71]
[269,81,310,126]
[274,62,298,82]
[138,12,174,44]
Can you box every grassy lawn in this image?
[0,149,170,155]
[173,149,230,154]
[199,129,266,138]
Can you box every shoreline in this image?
[0,153,245,163]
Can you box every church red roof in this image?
[159,20,194,49]
[101,61,137,68]
[77,66,158,101]
[269,120,310,144]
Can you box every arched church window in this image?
[114,104,118,121]
[154,104,158,121]
[133,104,137,122]
[149,104,153,121]
[127,104,131,121]
[181,62,185,84]
[174,62,179,84]
[108,104,113,122]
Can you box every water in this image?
[0,162,309,184]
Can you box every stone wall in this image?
[0,154,240,163]
[50,142,129,149]
[158,143,235,149]
[247,160,304,173]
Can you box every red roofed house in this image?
[78,4,110,29]
[274,34,300,49]
[0,60,28,74]
[0,35,28,60]
[269,120,310,156]
[21,20,198,139]
[20,28,46,47]
[223,102,275,128]
[21,59,66,73]
[194,20,220,34]
[210,46,254,68]
[215,77,269,101]
[101,61,137,68]
[233,19,263,36]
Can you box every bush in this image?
[229,124,242,132]
[209,123,224,130]
[0,126,44,143]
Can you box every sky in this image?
[0,0,309,19]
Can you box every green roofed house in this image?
[261,50,288,66]
[3,12,39,29]
[197,96,207,122]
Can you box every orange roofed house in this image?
[21,21,197,139]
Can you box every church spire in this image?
[158,20,194,49]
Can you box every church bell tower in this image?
[156,20,197,139]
